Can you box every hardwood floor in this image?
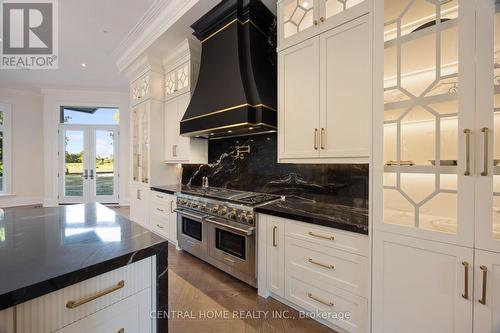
[108,205,337,333]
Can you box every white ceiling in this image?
[0,0,277,92]
[0,0,156,92]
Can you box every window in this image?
[60,107,119,125]
[0,103,12,194]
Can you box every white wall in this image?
[42,88,130,207]
[0,88,44,207]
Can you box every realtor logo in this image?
[1,0,58,69]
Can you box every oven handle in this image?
[174,209,206,222]
[204,217,255,236]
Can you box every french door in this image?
[59,125,119,204]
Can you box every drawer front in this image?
[16,257,152,333]
[150,201,170,219]
[286,219,369,257]
[150,191,174,206]
[286,237,368,297]
[286,274,367,333]
[150,211,169,239]
[57,288,152,333]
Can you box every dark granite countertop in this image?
[255,197,369,235]
[151,184,181,195]
[0,203,168,310]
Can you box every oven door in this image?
[205,216,255,277]
[175,209,208,258]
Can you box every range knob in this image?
[219,206,228,215]
[211,205,219,213]
[240,213,248,223]
[229,209,238,220]
[246,214,254,225]
[192,202,199,208]
[201,204,208,211]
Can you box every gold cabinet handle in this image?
[308,293,334,307]
[172,145,177,157]
[272,226,278,247]
[320,128,325,149]
[464,129,471,176]
[481,128,489,176]
[156,224,164,229]
[156,207,164,212]
[479,265,488,305]
[314,129,318,150]
[320,16,325,22]
[308,231,334,241]
[66,280,125,309]
[308,258,334,270]
[170,200,175,213]
[462,261,469,299]
[156,194,164,199]
[313,20,318,26]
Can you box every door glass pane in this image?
[325,0,365,20]
[141,107,149,184]
[95,130,114,196]
[64,130,84,197]
[493,2,500,241]
[132,108,139,182]
[282,0,315,39]
[383,0,460,234]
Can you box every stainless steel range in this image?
[174,187,280,287]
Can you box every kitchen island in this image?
[0,203,168,333]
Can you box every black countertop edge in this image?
[255,204,369,235]
[151,185,180,195]
[0,242,168,311]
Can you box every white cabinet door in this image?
[278,36,321,160]
[168,195,178,242]
[57,288,152,333]
[266,217,285,298]
[176,93,191,161]
[278,0,320,51]
[130,184,149,227]
[475,0,500,254]
[373,231,473,333]
[164,98,179,161]
[474,249,500,333]
[319,14,370,161]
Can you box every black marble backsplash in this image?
[181,133,368,209]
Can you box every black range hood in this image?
[181,0,277,139]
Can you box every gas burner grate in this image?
[237,194,280,205]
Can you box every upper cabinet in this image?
[163,39,207,164]
[277,0,368,51]
[130,71,163,106]
[278,14,371,163]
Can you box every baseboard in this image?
[0,196,43,208]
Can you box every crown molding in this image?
[162,38,201,71]
[114,0,200,74]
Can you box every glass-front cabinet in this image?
[476,0,500,254]
[131,102,150,185]
[277,0,368,50]
[381,0,475,247]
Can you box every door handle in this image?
[462,261,469,299]
[173,145,177,157]
[314,129,318,150]
[90,169,94,180]
[83,169,88,180]
[320,128,325,149]
[478,265,488,305]
[170,200,175,213]
[272,226,278,247]
[481,128,489,176]
[463,129,471,176]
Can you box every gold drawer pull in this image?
[308,293,334,307]
[308,231,334,241]
[308,258,334,270]
[479,265,488,305]
[272,226,278,247]
[156,195,164,199]
[156,208,164,212]
[224,257,235,264]
[66,280,125,309]
[156,224,164,229]
[170,200,175,213]
[320,128,325,149]
[314,129,318,150]
[462,261,469,299]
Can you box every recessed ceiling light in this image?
[249,127,254,130]
[81,63,86,67]
[228,130,232,133]
[210,133,214,136]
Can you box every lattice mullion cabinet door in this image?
[475,0,500,254]
[377,0,476,248]
[278,0,320,51]
[175,61,191,96]
[165,70,177,101]
[317,0,369,34]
